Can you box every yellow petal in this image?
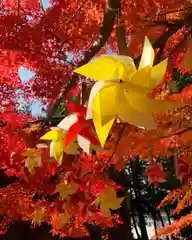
[150,58,168,89]
[112,55,137,81]
[118,104,156,130]
[125,90,184,113]
[86,81,105,119]
[41,130,65,141]
[74,55,126,81]
[112,55,135,66]
[93,84,118,125]
[64,141,79,155]
[92,90,115,147]
[53,141,64,165]
[127,66,152,91]
[139,36,155,70]
[117,85,156,129]
[93,117,115,148]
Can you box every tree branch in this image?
[134,22,184,67]
[116,6,129,56]
[167,27,192,58]
[50,0,120,117]
[153,22,185,64]
[39,0,45,12]
[17,0,20,16]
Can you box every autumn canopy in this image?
[1,0,192,239]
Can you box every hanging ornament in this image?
[74,37,184,146]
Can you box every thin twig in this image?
[144,6,192,19]
[50,0,119,117]
[17,0,20,16]
[106,124,127,167]
[167,27,192,58]
[39,0,45,12]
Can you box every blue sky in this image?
[41,0,50,10]
[18,54,73,116]
[18,50,113,116]
[18,0,113,116]
[18,0,49,116]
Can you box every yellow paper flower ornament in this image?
[74,37,184,147]
[40,127,79,165]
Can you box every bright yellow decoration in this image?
[55,181,78,200]
[40,127,79,165]
[22,148,41,174]
[74,37,184,147]
[32,208,44,223]
[93,185,124,216]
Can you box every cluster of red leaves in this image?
[0,117,123,237]
[0,0,105,109]
[0,0,190,109]
[0,109,33,173]
[114,0,187,56]
[101,103,192,238]
[1,0,192,238]
[155,213,192,238]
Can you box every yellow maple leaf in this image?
[32,208,44,223]
[180,53,192,69]
[93,185,124,216]
[58,213,70,229]
[55,181,78,200]
[22,148,41,174]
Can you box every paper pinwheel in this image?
[57,103,102,155]
[74,37,184,146]
[40,104,102,163]
[40,127,80,165]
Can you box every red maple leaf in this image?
[160,135,183,148]
[145,161,166,187]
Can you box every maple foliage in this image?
[1,0,192,239]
